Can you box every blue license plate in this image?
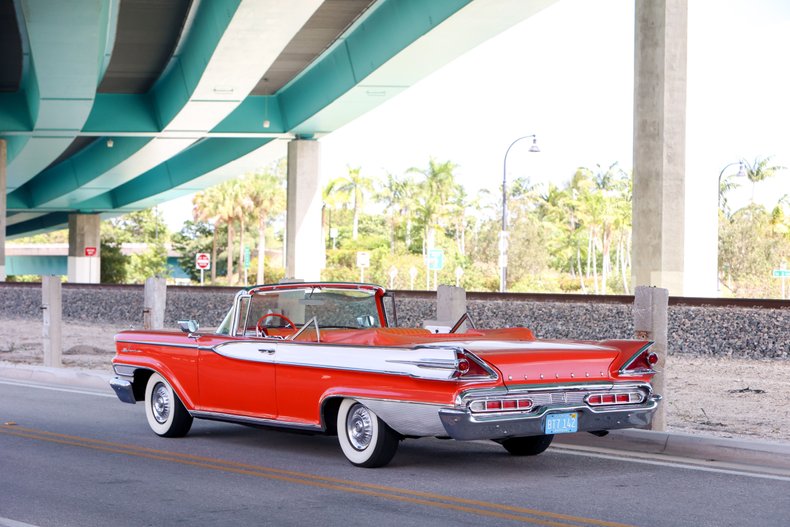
[544,412,578,434]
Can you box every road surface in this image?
[1,379,788,527]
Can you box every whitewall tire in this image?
[337,399,399,468]
[144,372,193,438]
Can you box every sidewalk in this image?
[3,362,789,473]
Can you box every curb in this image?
[554,427,790,471]
[2,363,789,472]
[0,363,112,393]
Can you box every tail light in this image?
[586,391,645,406]
[469,397,534,413]
[453,351,495,379]
[619,343,659,376]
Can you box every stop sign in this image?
[195,253,211,270]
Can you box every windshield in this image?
[229,286,381,336]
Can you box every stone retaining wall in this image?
[1,284,787,359]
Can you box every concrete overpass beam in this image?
[286,139,322,281]
[67,213,101,283]
[632,0,688,296]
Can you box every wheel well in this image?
[321,397,344,436]
[132,369,154,402]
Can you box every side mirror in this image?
[177,319,199,334]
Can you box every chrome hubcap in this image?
[152,383,170,424]
[346,404,373,451]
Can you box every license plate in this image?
[544,412,578,434]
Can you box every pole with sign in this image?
[774,262,789,298]
[195,253,211,285]
[427,249,444,290]
[357,251,370,282]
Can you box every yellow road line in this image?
[1,423,635,527]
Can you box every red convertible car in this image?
[110,282,661,467]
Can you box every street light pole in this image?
[501,134,540,293]
[717,161,746,211]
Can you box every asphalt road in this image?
[1,380,788,527]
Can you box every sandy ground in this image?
[1,318,788,443]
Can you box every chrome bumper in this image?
[110,377,136,404]
[438,396,661,441]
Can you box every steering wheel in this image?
[256,313,296,337]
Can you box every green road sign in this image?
[772,269,790,278]
[427,249,444,271]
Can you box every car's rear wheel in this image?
[144,372,193,438]
[497,434,554,456]
[337,399,399,468]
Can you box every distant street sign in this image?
[84,246,97,257]
[244,246,251,269]
[195,253,211,270]
[772,269,790,278]
[427,249,444,271]
[356,251,370,268]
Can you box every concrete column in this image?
[67,213,101,283]
[632,0,688,296]
[1,139,6,282]
[437,285,468,331]
[143,277,167,330]
[633,285,668,431]
[286,139,322,281]
[42,275,62,367]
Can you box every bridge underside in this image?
[0,0,555,237]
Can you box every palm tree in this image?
[192,187,221,283]
[408,158,458,253]
[376,172,410,254]
[742,156,786,201]
[214,180,239,284]
[245,169,286,284]
[326,167,373,240]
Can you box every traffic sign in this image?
[84,246,97,257]
[244,246,251,269]
[357,251,370,268]
[427,249,444,271]
[195,253,211,270]
[772,269,790,278]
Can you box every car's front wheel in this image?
[336,399,399,468]
[144,372,193,437]
[497,434,554,456]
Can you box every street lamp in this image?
[717,161,747,211]
[501,134,540,292]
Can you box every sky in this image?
[162,0,790,289]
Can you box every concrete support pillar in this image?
[286,139,322,281]
[437,285,468,331]
[67,213,101,283]
[633,285,668,431]
[632,0,688,296]
[42,275,62,367]
[0,139,6,282]
[143,277,167,330]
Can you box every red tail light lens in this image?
[586,391,645,406]
[619,344,659,376]
[469,397,534,413]
[454,351,493,379]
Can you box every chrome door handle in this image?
[258,348,275,354]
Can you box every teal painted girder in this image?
[4,0,482,238]
[3,0,116,189]
[5,0,242,211]
[75,137,271,211]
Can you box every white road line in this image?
[0,379,115,398]
[0,517,42,527]
[551,445,790,482]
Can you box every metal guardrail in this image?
[1,282,788,309]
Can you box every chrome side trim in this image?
[190,410,322,432]
[115,339,210,351]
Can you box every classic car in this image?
[110,281,661,468]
